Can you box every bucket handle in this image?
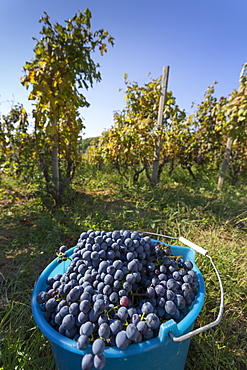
[138,232,224,343]
[170,249,224,342]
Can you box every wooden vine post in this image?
[217,135,233,191]
[151,65,170,187]
[47,40,60,195]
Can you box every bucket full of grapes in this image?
[31,230,224,370]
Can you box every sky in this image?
[0,0,246,138]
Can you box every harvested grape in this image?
[116,330,129,349]
[92,338,105,355]
[35,229,199,370]
[81,353,94,370]
[94,354,106,369]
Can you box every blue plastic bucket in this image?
[31,243,205,370]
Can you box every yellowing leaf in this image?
[28,71,36,84]
[46,124,57,137]
[39,61,46,69]
[28,92,36,100]
[99,43,107,55]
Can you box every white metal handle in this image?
[178,236,208,256]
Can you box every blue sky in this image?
[0,0,246,138]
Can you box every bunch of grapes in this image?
[36,230,198,370]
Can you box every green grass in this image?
[0,165,246,369]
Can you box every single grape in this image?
[156,306,166,318]
[174,294,186,310]
[143,328,154,339]
[125,238,133,248]
[155,284,166,297]
[126,323,139,340]
[103,284,112,296]
[145,313,160,330]
[184,260,193,270]
[89,308,100,322]
[123,281,132,293]
[93,299,105,314]
[116,330,129,349]
[67,286,82,302]
[183,274,193,284]
[120,296,129,307]
[132,313,140,325]
[79,232,88,240]
[81,353,94,370]
[166,289,175,301]
[46,276,55,286]
[92,338,105,355]
[182,283,192,292]
[127,260,138,272]
[118,289,127,298]
[79,300,91,313]
[59,245,67,253]
[104,274,114,285]
[69,302,79,316]
[98,313,108,326]
[110,319,122,335]
[65,326,77,339]
[109,291,118,303]
[117,306,128,320]
[98,322,110,339]
[80,291,91,302]
[133,331,143,343]
[36,291,49,304]
[94,354,106,370]
[165,300,177,316]
[54,312,63,325]
[77,312,89,325]
[167,278,178,290]
[59,305,70,318]
[84,285,94,295]
[137,320,147,334]
[141,301,154,314]
[106,264,115,274]
[173,271,181,281]
[61,314,75,331]
[80,321,94,336]
[45,298,58,312]
[157,296,166,308]
[114,270,124,280]
[188,270,197,279]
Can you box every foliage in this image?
[191,67,247,186]
[190,64,247,186]
[86,75,186,184]
[220,63,247,184]
[20,9,114,205]
[86,63,247,188]
[0,103,35,176]
[79,137,98,154]
[183,83,227,172]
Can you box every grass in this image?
[0,165,246,369]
